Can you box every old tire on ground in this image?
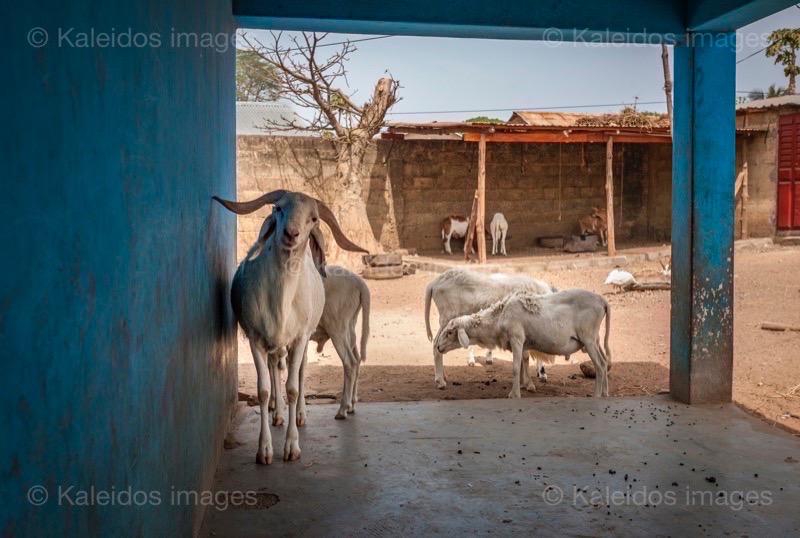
[362,265,404,280]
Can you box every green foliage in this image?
[465,116,506,124]
[766,29,800,95]
[236,50,280,102]
[747,84,787,101]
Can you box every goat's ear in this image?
[457,327,470,349]
[247,215,276,261]
[309,226,327,277]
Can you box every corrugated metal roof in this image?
[509,110,670,129]
[236,101,311,136]
[736,95,800,111]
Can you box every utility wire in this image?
[386,101,666,115]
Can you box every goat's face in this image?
[435,318,471,354]
[271,193,320,252]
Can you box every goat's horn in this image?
[212,190,288,215]
[315,200,369,253]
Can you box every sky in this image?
[245,6,800,123]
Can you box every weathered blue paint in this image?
[670,33,737,404]
[234,0,686,41]
[689,0,797,32]
[0,0,237,535]
[235,0,794,42]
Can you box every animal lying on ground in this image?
[424,268,558,390]
[213,190,367,464]
[578,207,608,246]
[434,289,612,397]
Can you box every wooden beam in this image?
[477,134,487,264]
[462,132,671,144]
[463,190,479,260]
[605,137,617,256]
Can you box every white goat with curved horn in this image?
[213,190,367,464]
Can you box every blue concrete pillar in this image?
[670,33,736,404]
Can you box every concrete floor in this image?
[201,396,799,537]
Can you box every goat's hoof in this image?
[284,449,301,461]
[272,416,284,427]
[335,411,347,420]
[296,415,306,427]
[485,357,493,365]
[256,453,273,465]
[508,391,521,399]
[467,359,475,367]
[436,381,447,390]
[525,383,537,393]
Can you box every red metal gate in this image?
[778,113,800,229]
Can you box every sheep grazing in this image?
[424,268,558,390]
[490,212,509,256]
[270,265,370,422]
[434,289,612,398]
[213,190,367,464]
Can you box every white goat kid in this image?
[424,268,557,390]
[435,289,612,398]
[213,190,367,464]
[490,212,509,256]
[270,265,370,422]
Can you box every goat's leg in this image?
[584,340,609,397]
[444,232,453,254]
[508,340,524,398]
[467,345,476,366]
[491,232,497,255]
[269,353,285,426]
[296,342,309,427]
[250,342,273,465]
[484,348,493,365]
[520,351,536,392]
[332,337,357,419]
[537,359,548,382]
[283,341,306,461]
[433,345,447,389]
[501,229,507,256]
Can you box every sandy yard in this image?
[238,244,800,435]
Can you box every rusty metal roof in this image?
[736,95,800,111]
[236,101,310,136]
[508,110,671,129]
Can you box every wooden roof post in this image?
[477,133,487,264]
[605,136,617,256]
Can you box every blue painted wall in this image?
[0,0,237,535]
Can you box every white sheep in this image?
[213,190,367,464]
[424,268,558,390]
[434,289,612,398]
[269,265,370,422]
[490,212,509,256]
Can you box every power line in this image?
[386,101,666,115]
[737,46,767,64]
[239,34,394,53]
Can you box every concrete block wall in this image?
[237,136,666,255]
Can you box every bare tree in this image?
[239,32,401,258]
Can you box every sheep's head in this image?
[213,190,368,277]
[435,317,472,354]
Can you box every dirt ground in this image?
[238,243,800,435]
